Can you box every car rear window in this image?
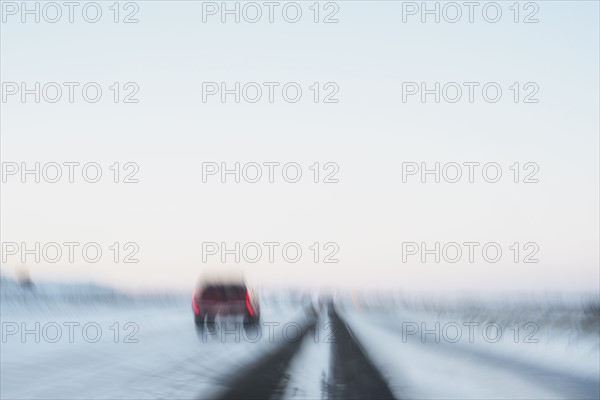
[200,285,246,301]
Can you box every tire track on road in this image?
[209,316,317,400]
[328,306,397,400]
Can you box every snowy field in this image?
[339,299,600,399]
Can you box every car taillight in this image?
[245,291,254,316]
[192,290,199,315]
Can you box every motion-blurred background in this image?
[1,1,599,399]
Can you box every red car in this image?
[192,280,260,331]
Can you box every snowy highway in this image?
[1,280,599,399]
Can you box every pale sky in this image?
[1,1,598,293]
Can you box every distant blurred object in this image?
[583,301,600,318]
[15,266,34,290]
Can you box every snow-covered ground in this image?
[338,297,600,399]
[282,312,332,399]
[1,277,308,399]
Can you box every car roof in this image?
[196,270,247,288]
